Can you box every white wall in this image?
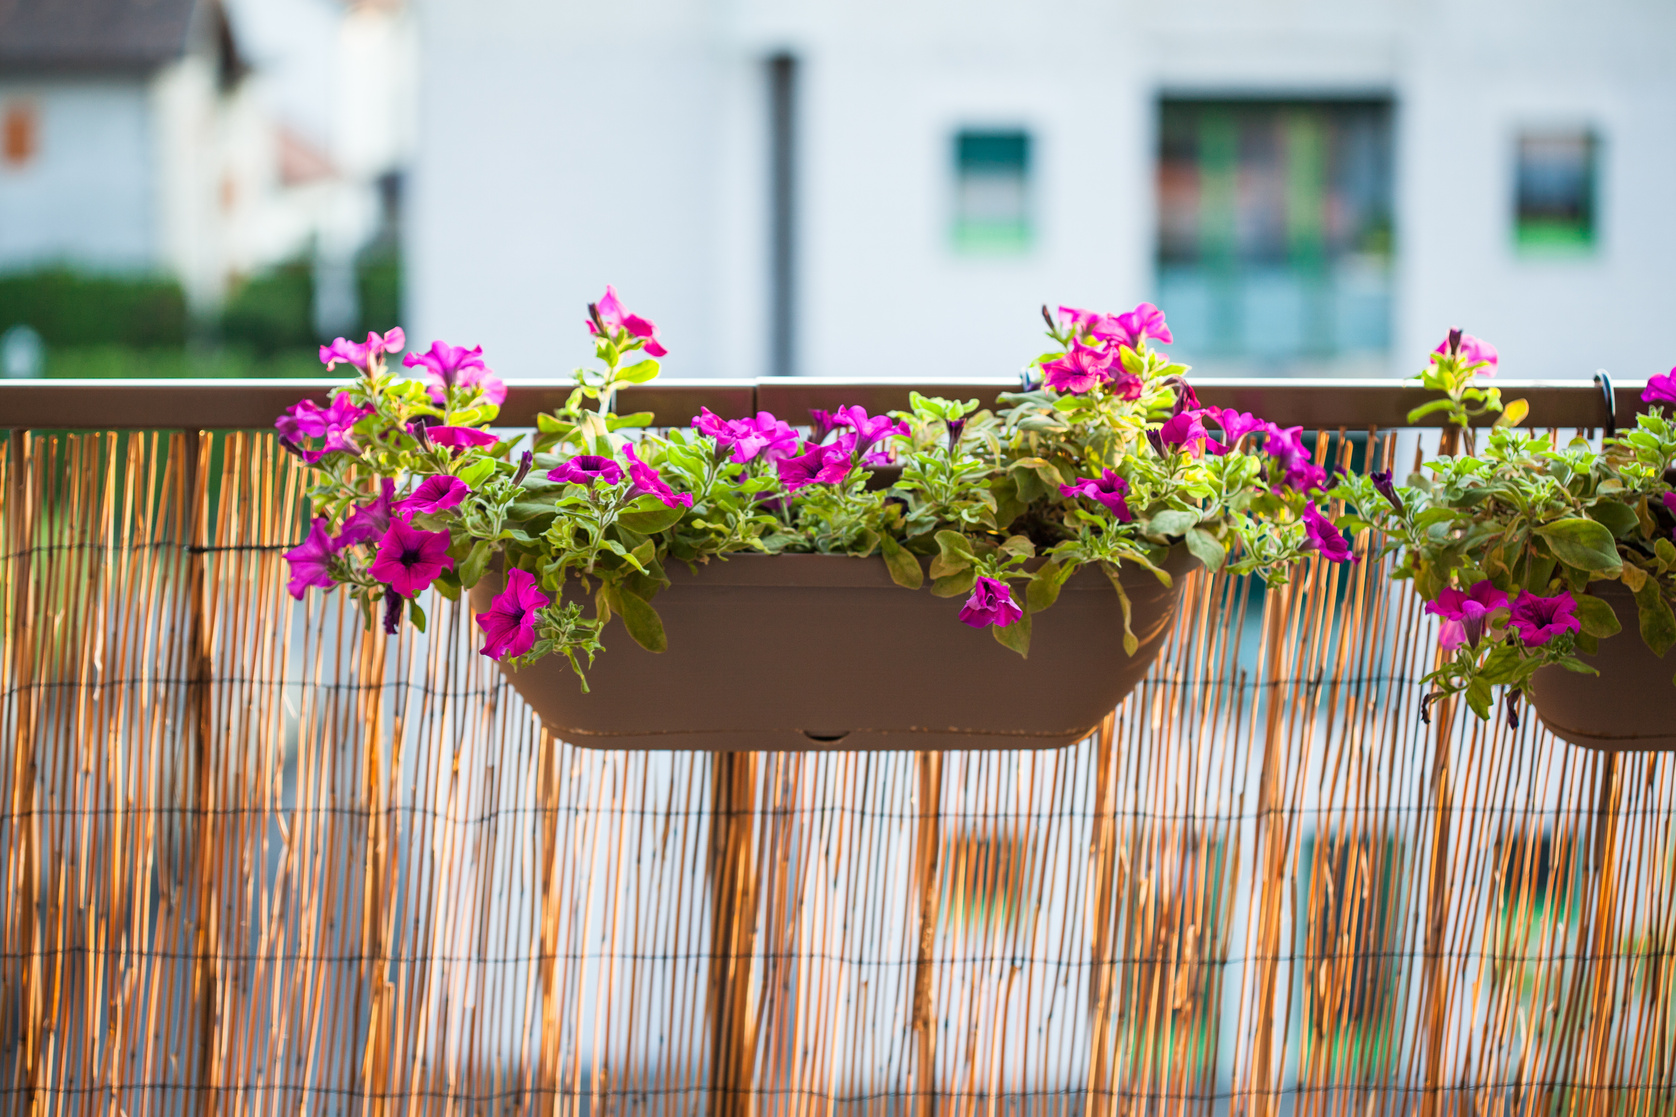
[410,0,1676,383]
[0,79,156,272]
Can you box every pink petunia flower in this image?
[369,518,455,597]
[1434,329,1498,376]
[338,478,397,546]
[1060,470,1133,522]
[1509,590,1581,646]
[427,426,498,450]
[548,454,625,487]
[1260,424,1328,493]
[591,285,668,357]
[1159,410,1212,458]
[1426,580,1509,647]
[476,567,551,661]
[397,475,471,516]
[776,439,854,491]
[1110,302,1172,349]
[1644,370,1676,406]
[959,576,1024,629]
[1301,503,1356,564]
[283,517,340,599]
[1204,409,1265,455]
[404,341,507,407]
[622,443,694,509]
[831,406,910,457]
[320,328,406,372]
[730,412,802,465]
[276,393,370,463]
[1041,342,1114,396]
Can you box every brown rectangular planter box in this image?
[473,549,1193,751]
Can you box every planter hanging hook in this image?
[1593,369,1617,439]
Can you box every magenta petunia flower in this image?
[1434,330,1498,376]
[1204,409,1264,455]
[1158,410,1211,457]
[338,477,397,546]
[1509,590,1581,646]
[1644,370,1676,405]
[397,474,471,516]
[276,393,370,463]
[776,439,854,491]
[283,517,340,599]
[369,518,454,598]
[548,454,624,487]
[320,328,406,371]
[1060,470,1134,522]
[476,567,551,660]
[691,407,734,445]
[728,411,801,465]
[808,408,841,442]
[591,285,668,357]
[959,576,1024,629]
[1111,302,1172,349]
[1041,342,1114,395]
[404,341,507,407]
[1426,579,1511,621]
[1438,618,1468,652]
[831,406,910,457]
[622,443,695,509]
[1663,491,1676,527]
[427,426,498,450]
[1301,503,1356,564]
[1260,423,1328,493]
[1109,370,1146,401]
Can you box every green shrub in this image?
[0,268,188,347]
[221,261,315,356]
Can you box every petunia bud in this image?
[513,450,533,486]
[1506,688,1521,730]
[1370,470,1405,514]
[946,417,967,454]
[279,438,306,461]
[1447,328,1463,357]
[1041,304,1056,332]
[383,586,403,636]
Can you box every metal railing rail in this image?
[0,375,1650,431]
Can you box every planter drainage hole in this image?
[802,730,851,743]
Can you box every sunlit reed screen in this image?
[1,429,1668,1113]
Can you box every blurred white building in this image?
[0,0,416,318]
[410,0,1676,384]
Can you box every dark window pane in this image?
[1155,99,1394,369]
[1516,131,1597,252]
[954,129,1031,255]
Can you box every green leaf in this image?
[992,611,1031,657]
[1101,564,1139,656]
[1406,398,1457,425]
[1465,676,1493,720]
[1586,501,1640,540]
[1535,517,1622,573]
[1657,538,1676,568]
[930,567,978,598]
[931,530,975,579]
[1572,592,1622,639]
[618,501,687,536]
[607,585,667,653]
[1184,527,1226,571]
[615,359,660,384]
[407,598,427,634]
[1147,509,1199,537]
[999,534,1035,559]
[458,541,492,589]
[880,536,924,590]
[1634,581,1676,658]
[457,458,496,489]
[1026,560,1070,614]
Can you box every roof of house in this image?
[0,0,238,73]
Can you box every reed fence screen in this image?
[2,423,1671,1116]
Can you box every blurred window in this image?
[1515,131,1597,253]
[1156,99,1393,371]
[3,102,38,167]
[953,130,1031,254]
